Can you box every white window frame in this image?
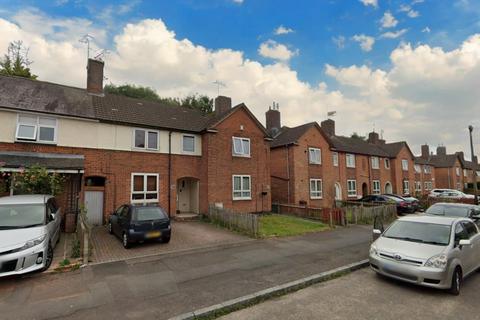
[15,114,57,144]
[232,137,251,157]
[332,152,338,167]
[131,173,159,203]
[415,181,422,191]
[463,169,468,177]
[308,147,322,165]
[403,180,410,194]
[371,157,379,169]
[232,175,252,200]
[133,128,159,151]
[414,164,421,173]
[182,134,196,153]
[456,167,460,176]
[372,180,380,195]
[346,154,356,168]
[424,165,431,174]
[384,158,390,169]
[309,179,323,199]
[402,159,409,171]
[347,180,357,198]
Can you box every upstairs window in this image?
[402,159,409,171]
[232,137,250,157]
[182,135,195,153]
[455,167,460,176]
[463,169,468,177]
[308,148,321,164]
[384,158,390,169]
[371,157,379,169]
[309,179,323,199]
[424,165,431,174]
[332,152,338,167]
[16,114,57,143]
[134,129,158,150]
[346,154,356,168]
[414,164,421,173]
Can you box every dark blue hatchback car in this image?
[108,204,171,249]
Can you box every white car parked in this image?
[0,195,61,277]
[429,189,474,199]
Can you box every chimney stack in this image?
[265,103,281,137]
[321,119,335,136]
[86,58,104,95]
[421,144,430,159]
[215,96,232,116]
[437,146,447,156]
[368,132,380,145]
[456,151,465,161]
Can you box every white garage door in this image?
[85,191,104,226]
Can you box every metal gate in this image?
[84,191,104,226]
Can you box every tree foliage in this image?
[104,83,213,114]
[0,41,38,79]
[12,166,66,196]
[350,132,366,140]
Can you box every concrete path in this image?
[221,268,480,320]
[0,225,371,320]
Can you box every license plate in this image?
[146,231,161,239]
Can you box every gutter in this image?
[168,131,172,218]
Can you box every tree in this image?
[104,83,213,114]
[0,41,37,79]
[350,132,366,140]
[12,166,65,196]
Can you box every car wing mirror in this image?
[372,229,382,241]
[459,239,471,247]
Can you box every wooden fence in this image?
[271,203,345,227]
[207,205,259,238]
[76,211,92,264]
[335,201,397,225]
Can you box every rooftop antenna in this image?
[93,49,110,62]
[380,129,384,139]
[212,80,226,96]
[327,110,337,119]
[373,122,376,133]
[79,34,95,63]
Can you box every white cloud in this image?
[380,29,408,39]
[232,0,244,3]
[332,35,346,49]
[359,0,378,8]
[352,34,375,52]
[422,26,431,33]
[381,11,398,28]
[274,25,294,35]
[258,40,298,61]
[399,4,420,18]
[407,9,419,18]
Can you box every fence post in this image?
[329,210,333,228]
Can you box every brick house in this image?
[0,58,271,229]
[413,144,436,195]
[456,152,479,190]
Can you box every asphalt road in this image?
[0,225,371,320]
[221,268,480,320]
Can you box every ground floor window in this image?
[372,180,380,194]
[415,181,421,192]
[131,173,159,203]
[424,181,432,190]
[347,180,357,198]
[403,180,410,195]
[233,175,251,200]
[309,179,323,199]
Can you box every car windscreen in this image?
[426,205,467,217]
[384,196,401,203]
[0,204,45,229]
[133,207,168,221]
[383,221,451,245]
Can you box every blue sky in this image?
[0,0,479,154]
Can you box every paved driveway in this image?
[91,221,250,263]
[221,268,480,320]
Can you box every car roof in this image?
[397,214,464,225]
[0,194,52,205]
[430,202,478,209]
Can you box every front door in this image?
[334,183,342,200]
[85,191,104,226]
[362,183,368,197]
[177,179,199,213]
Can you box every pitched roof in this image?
[378,141,414,159]
[328,135,390,157]
[270,122,319,148]
[428,154,460,168]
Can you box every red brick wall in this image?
[434,159,464,190]
[391,146,415,195]
[270,146,292,203]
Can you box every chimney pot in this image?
[214,96,232,116]
[86,58,104,95]
[321,119,335,136]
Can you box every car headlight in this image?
[369,245,378,256]
[19,235,47,251]
[425,254,447,269]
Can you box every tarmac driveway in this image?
[90,221,250,263]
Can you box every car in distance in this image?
[370,215,480,295]
[437,190,475,200]
[357,194,413,215]
[384,194,419,213]
[0,195,61,277]
[428,189,451,198]
[426,203,480,225]
[108,204,171,249]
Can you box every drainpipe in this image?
[285,145,290,203]
[168,131,172,218]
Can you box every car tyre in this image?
[449,267,462,296]
[42,243,54,272]
[122,232,131,249]
[108,221,113,234]
[162,236,171,244]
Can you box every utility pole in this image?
[469,125,478,205]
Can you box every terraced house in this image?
[0,58,271,231]
[267,108,416,207]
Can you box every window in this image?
[403,180,410,194]
[332,152,338,167]
[131,173,158,203]
[309,179,323,199]
[232,175,251,200]
[414,164,421,173]
[15,114,57,143]
[182,135,195,153]
[347,180,357,197]
[455,223,469,244]
[456,182,461,190]
[372,180,380,194]
[384,158,390,169]
[346,154,356,168]
[371,157,379,169]
[308,148,321,164]
[462,221,478,238]
[424,165,431,174]
[134,129,158,150]
[415,181,422,191]
[456,167,460,176]
[402,159,409,171]
[232,137,250,157]
[463,169,468,177]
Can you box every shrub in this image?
[12,165,65,195]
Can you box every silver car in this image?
[0,195,61,277]
[369,215,480,295]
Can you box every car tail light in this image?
[400,201,407,207]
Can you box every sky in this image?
[0,0,479,158]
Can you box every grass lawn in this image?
[259,214,329,238]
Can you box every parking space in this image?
[90,221,251,263]
[221,268,480,320]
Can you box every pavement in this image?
[221,268,480,320]
[0,225,371,320]
[91,221,249,263]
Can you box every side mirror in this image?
[459,239,471,247]
[372,229,382,241]
[50,213,56,221]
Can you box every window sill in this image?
[310,196,323,200]
[132,147,160,152]
[347,195,357,198]
[346,166,356,169]
[232,154,251,158]
[15,139,57,145]
[309,162,322,165]
[131,199,159,204]
[233,197,252,201]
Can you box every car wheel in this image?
[162,236,171,244]
[122,232,131,249]
[108,222,113,234]
[449,267,462,296]
[42,243,54,271]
